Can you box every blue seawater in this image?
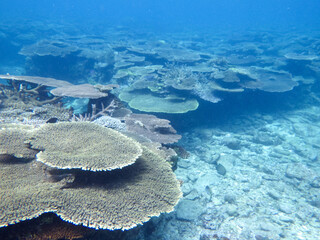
[1,0,320,32]
[0,1,320,239]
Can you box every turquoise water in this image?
[1,0,320,32]
[0,1,320,239]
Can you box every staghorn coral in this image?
[29,122,143,171]
[0,76,76,124]
[0,80,61,108]
[0,75,119,123]
[0,81,71,123]
[70,99,118,122]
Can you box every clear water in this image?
[0,1,320,239]
[1,0,320,32]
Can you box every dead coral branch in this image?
[71,100,116,122]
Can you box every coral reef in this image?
[0,75,75,123]
[50,83,117,99]
[71,100,117,122]
[4,22,319,115]
[230,67,298,92]
[119,90,199,113]
[19,38,115,84]
[0,74,73,87]
[29,122,143,171]
[0,123,182,231]
[0,74,120,125]
[0,124,38,160]
[0,79,61,108]
[124,113,181,144]
[0,213,94,240]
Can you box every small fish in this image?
[216,163,227,176]
[46,117,58,123]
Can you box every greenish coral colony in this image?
[119,91,199,114]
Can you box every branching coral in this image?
[70,100,117,122]
[0,80,61,108]
[162,64,199,91]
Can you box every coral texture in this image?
[29,122,143,171]
[0,124,38,159]
[0,146,182,230]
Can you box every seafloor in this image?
[0,21,320,240]
[144,102,320,240]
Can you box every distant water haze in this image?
[0,0,320,33]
